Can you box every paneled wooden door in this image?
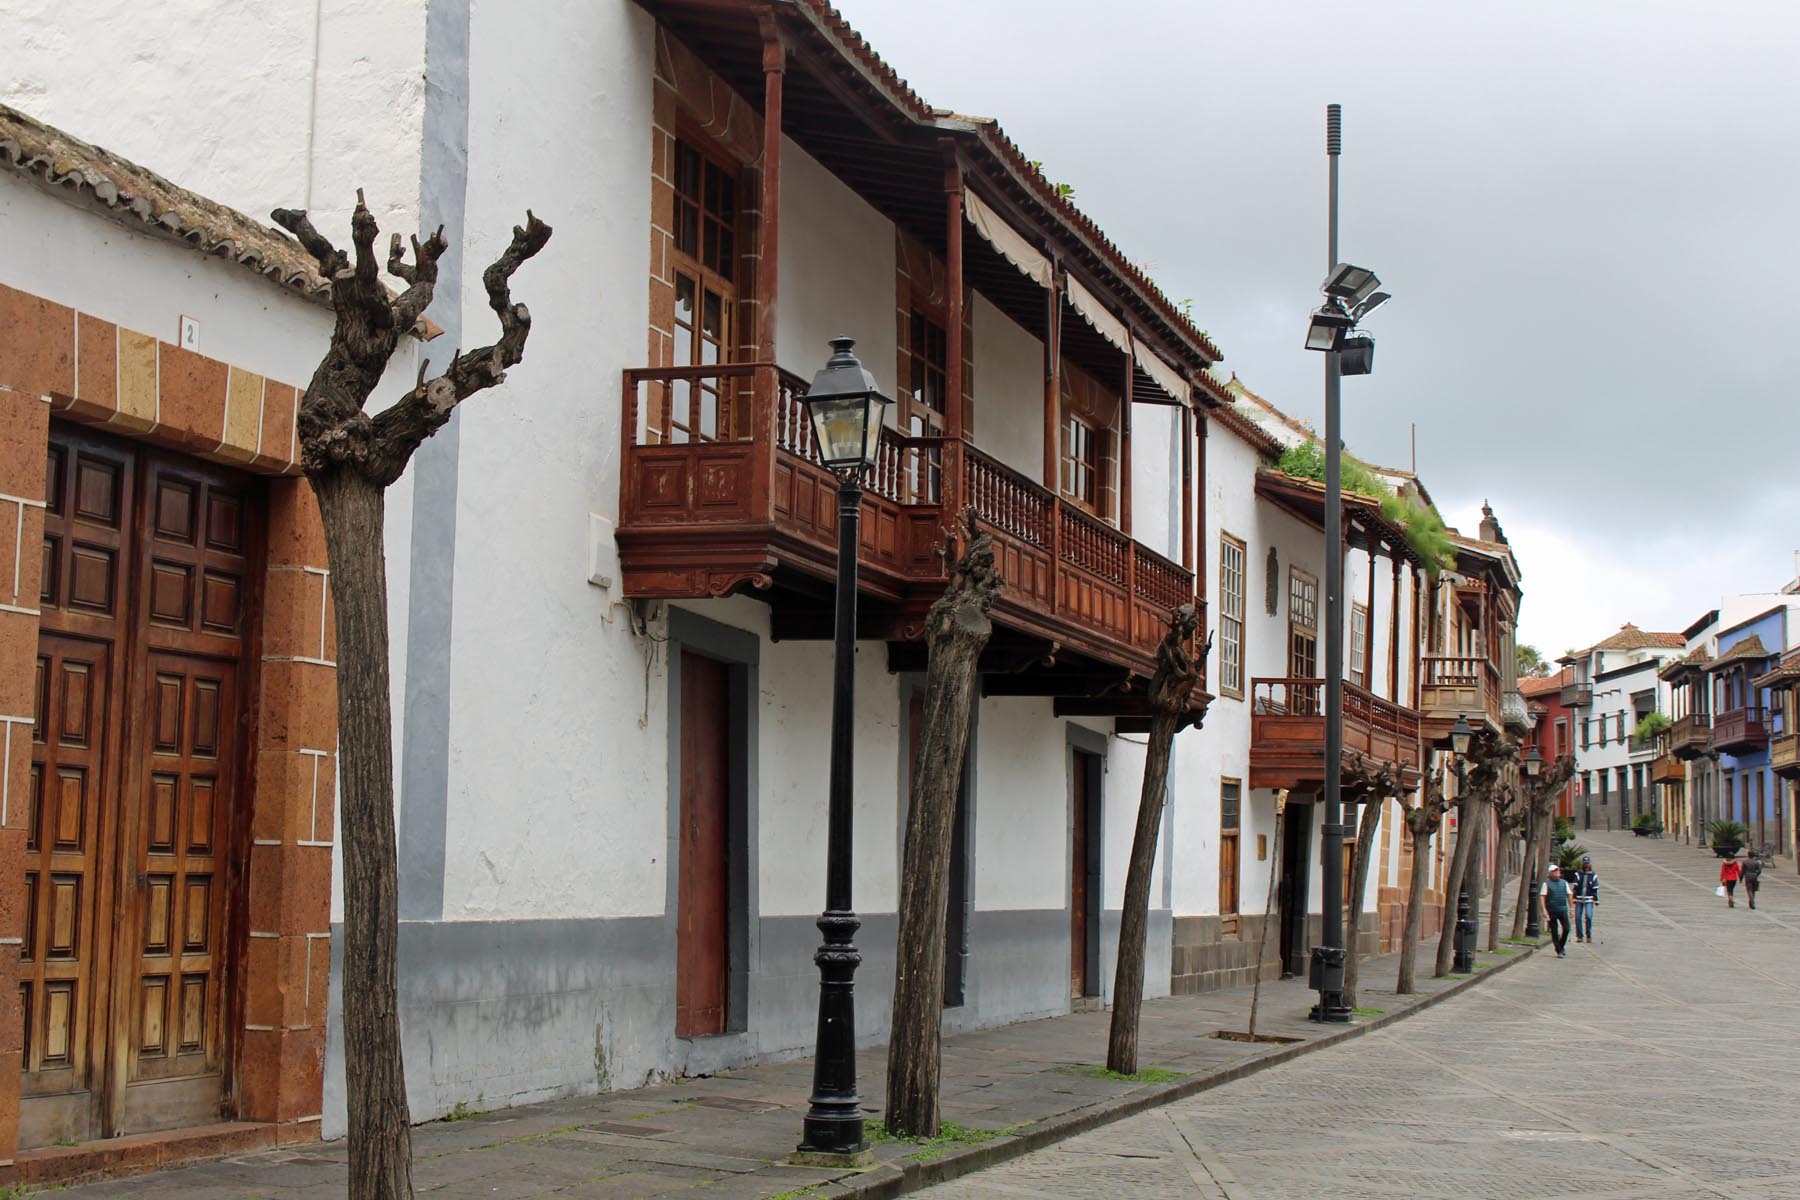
[676,651,730,1038]
[1069,749,1099,999]
[25,425,259,1146]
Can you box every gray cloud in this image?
[836,0,1800,648]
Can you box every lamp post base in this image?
[797,911,866,1158]
[1306,945,1352,1023]
[1452,888,1476,973]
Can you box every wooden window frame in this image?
[1218,533,1247,699]
[1219,778,1242,936]
[665,126,746,443]
[1350,602,1369,690]
[1061,411,1101,514]
[1288,567,1319,681]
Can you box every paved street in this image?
[917,831,1800,1199]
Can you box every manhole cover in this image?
[693,1095,780,1114]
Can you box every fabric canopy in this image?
[1133,341,1191,406]
[963,188,1054,290]
[1064,274,1130,355]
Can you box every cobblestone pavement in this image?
[916,831,1800,1199]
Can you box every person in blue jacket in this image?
[1570,855,1600,944]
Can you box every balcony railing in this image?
[1651,752,1685,786]
[1249,677,1423,790]
[1773,732,1800,779]
[1419,655,1504,733]
[617,362,1196,667]
[1712,705,1770,755]
[1561,679,1593,708]
[1670,712,1712,759]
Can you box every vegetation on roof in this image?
[1275,443,1457,575]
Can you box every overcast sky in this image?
[836,0,1800,655]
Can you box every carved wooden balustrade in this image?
[1248,677,1423,791]
[1669,712,1713,759]
[616,363,1198,674]
[1419,655,1504,743]
[1712,705,1770,755]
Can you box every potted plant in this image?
[1709,819,1747,859]
[1551,816,1574,846]
[1552,841,1587,876]
[1631,811,1662,837]
[1633,711,1671,749]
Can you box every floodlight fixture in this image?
[1304,304,1352,352]
[1351,291,1391,321]
[1339,336,1375,376]
[1322,262,1381,306]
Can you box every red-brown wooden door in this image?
[676,652,730,1037]
[1070,749,1095,998]
[23,426,257,1146]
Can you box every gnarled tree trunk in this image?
[1247,789,1288,1039]
[1341,795,1383,1010]
[1433,788,1477,978]
[1396,770,1447,995]
[272,193,551,1200]
[1106,607,1203,1075]
[885,515,999,1138]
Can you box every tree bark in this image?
[1106,607,1203,1075]
[885,516,998,1138]
[270,194,551,1200]
[1434,789,1478,978]
[1394,819,1433,995]
[315,470,414,1200]
[1342,797,1383,1009]
[1247,790,1287,1039]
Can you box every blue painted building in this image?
[1709,607,1793,851]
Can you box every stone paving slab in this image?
[45,901,1535,1198]
[915,831,1800,1199]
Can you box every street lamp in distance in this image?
[1447,714,1476,973]
[1523,743,1545,939]
[794,337,890,1162]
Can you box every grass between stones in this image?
[866,1119,1034,1162]
[1351,1006,1385,1017]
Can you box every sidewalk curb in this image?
[830,938,1543,1198]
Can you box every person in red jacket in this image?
[1720,856,1743,908]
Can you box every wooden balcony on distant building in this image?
[1248,677,1422,792]
[1670,712,1713,759]
[1711,705,1769,755]
[1772,732,1800,779]
[1418,655,1504,747]
[615,363,1204,716]
[1651,752,1685,786]
[1560,679,1593,708]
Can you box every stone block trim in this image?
[0,283,332,1154]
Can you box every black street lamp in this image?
[1522,745,1544,939]
[795,337,891,1160]
[1448,715,1477,973]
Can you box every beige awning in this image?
[964,188,1054,290]
[1064,273,1130,355]
[1133,341,1191,406]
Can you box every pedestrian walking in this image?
[1540,863,1573,957]
[1741,852,1762,910]
[1719,856,1742,908]
[1571,854,1600,943]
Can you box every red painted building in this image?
[1522,669,1578,819]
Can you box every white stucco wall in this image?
[970,293,1045,480]
[973,700,1074,911]
[777,138,898,392]
[436,0,659,920]
[3,0,428,254]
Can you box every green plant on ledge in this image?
[1634,711,1671,746]
[1275,443,1457,574]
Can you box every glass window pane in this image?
[702,289,723,340]
[677,143,700,200]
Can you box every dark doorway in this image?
[1278,799,1314,978]
[905,691,972,1008]
[676,651,730,1037]
[1070,748,1102,998]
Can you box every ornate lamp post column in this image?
[1523,745,1544,939]
[1448,715,1477,973]
[796,338,891,1160]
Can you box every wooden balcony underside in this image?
[1418,655,1504,746]
[1712,706,1769,756]
[1249,678,1423,792]
[616,364,1203,697]
[1670,713,1713,759]
[1772,733,1800,779]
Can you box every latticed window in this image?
[1219,534,1246,697]
[1289,568,1319,683]
[1062,415,1099,509]
[1350,604,1369,689]
[667,137,739,442]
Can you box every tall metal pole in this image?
[1311,102,1351,1023]
[798,476,867,1156]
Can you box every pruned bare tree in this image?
[1395,767,1450,995]
[885,513,1000,1137]
[1341,760,1404,1010]
[1433,731,1509,978]
[1106,606,1205,1075]
[271,192,551,1200]
[1246,788,1289,1040]
[1511,755,1576,939]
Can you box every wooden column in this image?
[1364,540,1377,689]
[1043,264,1062,490]
[1195,408,1208,602]
[756,21,786,361]
[1388,553,1401,701]
[943,154,964,517]
[1410,567,1423,709]
[1118,349,1133,534]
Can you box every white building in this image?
[1562,626,1684,832]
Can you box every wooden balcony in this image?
[1670,712,1712,759]
[1560,679,1592,708]
[1773,732,1800,779]
[1651,752,1685,786]
[615,363,1202,704]
[1249,678,1422,792]
[1712,705,1770,755]
[1418,655,1504,747]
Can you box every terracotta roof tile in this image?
[1753,648,1800,690]
[1518,668,1570,698]
[1707,633,1774,671]
[1588,623,1687,653]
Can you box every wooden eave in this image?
[1253,469,1421,564]
[635,0,1220,399]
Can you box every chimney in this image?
[1478,500,1505,545]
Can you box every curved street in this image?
[918,831,1800,1200]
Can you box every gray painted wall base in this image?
[321,905,1173,1137]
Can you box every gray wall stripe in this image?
[397,0,471,921]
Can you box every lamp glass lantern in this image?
[1449,714,1474,757]
[1524,745,1543,778]
[804,337,892,473]
[1304,305,1352,353]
